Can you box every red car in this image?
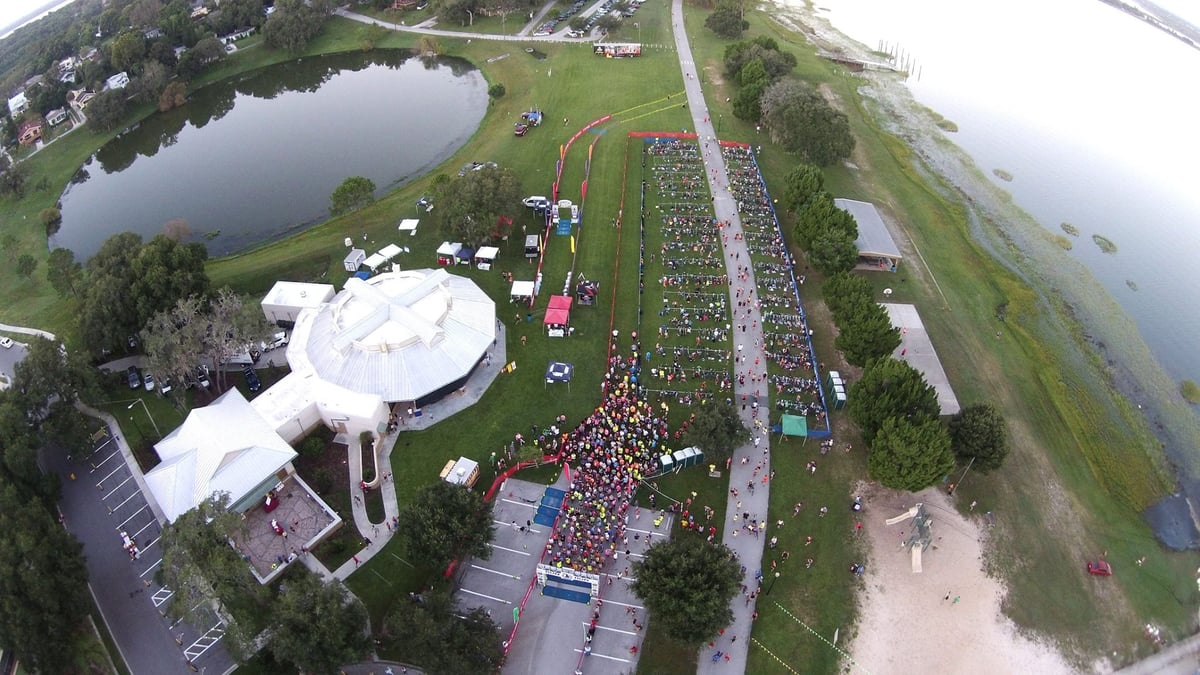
[514,123,529,136]
[1087,560,1113,576]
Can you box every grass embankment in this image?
[2,1,1195,672]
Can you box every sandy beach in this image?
[848,485,1076,674]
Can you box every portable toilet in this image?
[343,248,366,272]
[672,449,689,469]
[689,446,704,467]
[659,453,675,475]
[833,390,847,411]
[825,370,841,391]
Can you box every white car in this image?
[0,337,13,349]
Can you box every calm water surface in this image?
[53,51,487,257]
[808,0,1200,387]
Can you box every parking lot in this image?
[454,475,673,675]
[47,419,234,674]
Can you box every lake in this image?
[52,50,488,258]
[799,0,1200,543]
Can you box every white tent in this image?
[437,241,462,265]
[363,252,388,271]
[398,219,419,236]
[475,246,499,270]
[511,280,535,302]
[379,243,403,260]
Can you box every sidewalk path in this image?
[668,1,773,672]
[0,321,56,341]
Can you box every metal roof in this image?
[145,389,297,522]
[290,269,494,403]
[834,198,903,259]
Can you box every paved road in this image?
[335,3,600,42]
[667,1,772,672]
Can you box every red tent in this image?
[543,295,573,335]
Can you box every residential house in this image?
[18,118,44,145]
[104,71,130,90]
[68,88,96,111]
[7,91,28,117]
[46,108,69,126]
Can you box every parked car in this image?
[127,366,140,389]
[0,336,13,349]
[268,331,288,350]
[243,367,262,393]
[143,372,155,391]
[523,195,550,208]
[196,365,211,389]
[514,123,529,136]
[159,377,173,396]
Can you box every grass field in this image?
[2,1,1197,673]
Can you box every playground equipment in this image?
[885,503,933,573]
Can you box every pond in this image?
[52,50,488,258]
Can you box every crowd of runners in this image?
[544,347,671,573]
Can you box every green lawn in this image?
[2,2,1196,672]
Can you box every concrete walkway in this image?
[330,323,509,580]
[667,1,772,672]
[0,321,56,340]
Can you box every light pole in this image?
[634,22,641,44]
[766,571,781,595]
[718,114,723,135]
[128,399,161,439]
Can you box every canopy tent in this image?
[455,247,475,265]
[475,246,499,270]
[544,295,573,337]
[363,252,388,271]
[576,279,599,305]
[780,414,809,439]
[398,218,419,236]
[545,361,574,389]
[436,241,462,266]
[511,280,535,303]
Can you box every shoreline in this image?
[775,0,1200,537]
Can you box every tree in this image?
[631,537,740,645]
[794,191,856,251]
[78,232,210,357]
[823,271,872,319]
[435,164,521,248]
[0,482,90,673]
[867,417,955,491]
[0,154,28,198]
[808,228,859,276]
[679,400,750,462]
[85,88,129,132]
[723,37,795,81]
[781,164,824,213]
[141,294,207,400]
[130,59,169,105]
[397,482,494,571]
[269,570,372,673]
[263,0,330,52]
[46,247,83,297]
[109,31,147,72]
[384,590,503,675]
[329,175,376,215]
[39,206,62,233]
[358,22,388,51]
[204,288,275,391]
[948,403,1009,472]
[159,494,266,659]
[833,299,899,367]
[760,79,855,166]
[12,336,99,409]
[15,254,37,278]
[158,79,187,111]
[848,357,940,445]
[704,0,747,39]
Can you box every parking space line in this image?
[137,532,159,548]
[183,620,225,660]
[599,599,643,610]
[90,448,120,471]
[139,558,162,578]
[488,543,530,556]
[117,504,148,528]
[151,587,174,607]
[573,649,630,663]
[459,588,512,604]
[499,498,538,509]
[110,489,140,510]
[584,622,637,636]
[96,464,125,486]
[470,564,521,580]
